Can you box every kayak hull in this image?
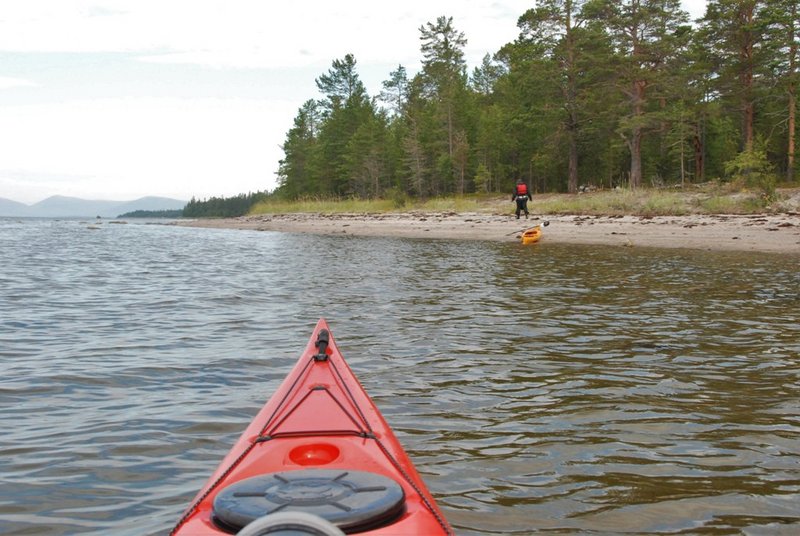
[171,319,452,535]
[521,225,543,244]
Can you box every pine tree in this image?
[380,65,410,118]
[277,100,321,198]
[517,0,612,192]
[599,0,690,188]
[418,16,470,193]
[314,54,377,196]
[763,0,799,181]
[699,0,771,152]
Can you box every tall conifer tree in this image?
[599,0,689,188]
[418,16,469,193]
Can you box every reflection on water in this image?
[1,219,798,535]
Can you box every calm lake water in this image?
[1,218,798,535]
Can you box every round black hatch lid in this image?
[212,469,405,533]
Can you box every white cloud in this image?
[0,98,292,202]
[0,77,39,90]
[0,0,707,203]
[0,1,532,69]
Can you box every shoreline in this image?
[176,211,800,255]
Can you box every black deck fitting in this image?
[314,329,330,361]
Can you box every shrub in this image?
[723,147,778,204]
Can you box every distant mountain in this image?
[0,197,31,217]
[0,195,187,218]
[29,196,124,218]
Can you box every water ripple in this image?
[1,219,798,534]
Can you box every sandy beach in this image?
[177,211,800,255]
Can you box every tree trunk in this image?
[630,129,643,188]
[629,80,646,188]
[743,96,755,151]
[566,4,579,194]
[788,1,797,182]
[790,89,796,182]
[693,130,704,182]
[447,104,453,158]
[568,132,578,192]
[680,134,686,186]
[740,2,756,151]
[405,121,426,196]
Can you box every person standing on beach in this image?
[512,178,531,219]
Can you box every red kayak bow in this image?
[171,319,452,535]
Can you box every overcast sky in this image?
[0,1,708,204]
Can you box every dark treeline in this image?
[182,191,270,217]
[117,209,183,218]
[276,0,798,201]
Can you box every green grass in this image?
[250,197,396,214]
[249,185,798,217]
[528,185,795,216]
[696,194,767,214]
[528,190,694,216]
[249,194,503,215]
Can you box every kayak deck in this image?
[520,221,548,244]
[521,226,542,244]
[171,319,452,535]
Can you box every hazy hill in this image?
[0,197,31,217]
[28,196,124,218]
[0,195,187,218]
